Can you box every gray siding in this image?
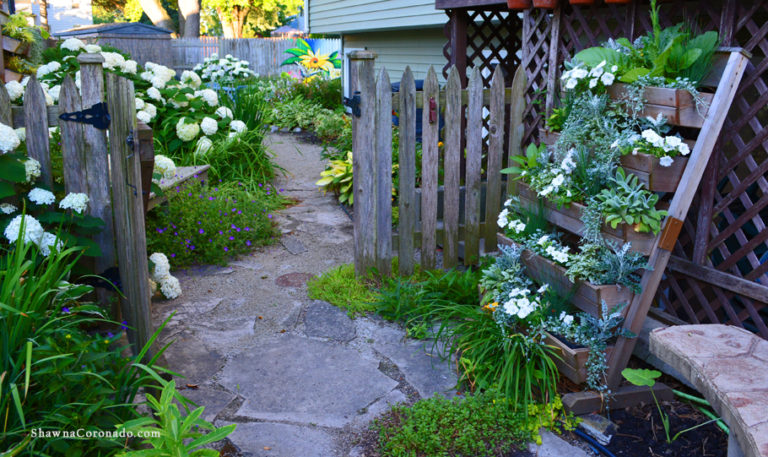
[310,0,445,34]
[343,29,447,86]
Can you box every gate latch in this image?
[343,91,362,118]
[59,102,111,130]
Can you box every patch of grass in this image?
[307,264,379,315]
[375,390,571,457]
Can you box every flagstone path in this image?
[150,133,591,457]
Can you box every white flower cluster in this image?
[195,53,256,83]
[176,118,201,142]
[0,203,17,214]
[180,70,202,89]
[497,206,527,234]
[61,37,87,52]
[3,214,62,256]
[639,129,690,167]
[196,89,218,107]
[141,62,177,90]
[5,80,24,101]
[36,61,62,79]
[59,192,89,214]
[149,253,182,299]
[502,286,542,320]
[558,311,575,327]
[0,122,21,153]
[201,117,218,136]
[562,60,617,91]
[216,107,233,119]
[28,187,56,205]
[229,120,246,135]
[536,234,570,264]
[25,158,41,182]
[195,137,213,157]
[154,155,176,180]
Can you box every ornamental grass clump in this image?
[145,179,279,267]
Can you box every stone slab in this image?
[528,430,591,457]
[304,300,356,342]
[161,331,225,385]
[177,386,237,423]
[281,235,308,255]
[370,325,457,399]
[220,421,337,457]
[219,335,397,427]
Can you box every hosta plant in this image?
[316,152,353,205]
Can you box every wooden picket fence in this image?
[350,51,527,277]
[0,53,154,357]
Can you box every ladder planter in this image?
[545,332,613,385]
[607,83,714,128]
[497,234,633,318]
[516,182,656,255]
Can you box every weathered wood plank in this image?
[0,84,11,126]
[23,77,52,189]
[668,256,768,305]
[11,105,59,128]
[58,76,88,194]
[137,122,155,214]
[105,73,153,357]
[463,67,482,265]
[563,383,674,415]
[605,50,750,390]
[375,68,393,276]
[507,66,527,196]
[392,87,519,111]
[79,53,117,282]
[442,66,462,269]
[484,66,505,252]
[351,51,378,276]
[398,67,417,277]
[420,67,440,271]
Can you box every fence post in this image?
[484,66,506,252]
[137,121,155,214]
[420,67,440,271]
[58,76,88,194]
[464,67,482,265]
[443,66,462,269]
[375,68,392,276]
[398,67,417,277]
[0,85,11,125]
[23,78,52,188]
[350,50,377,277]
[105,72,153,357]
[78,53,117,282]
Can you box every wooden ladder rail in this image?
[605,48,752,391]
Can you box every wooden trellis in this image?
[440,0,768,340]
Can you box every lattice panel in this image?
[521,8,551,146]
[466,8,522,87]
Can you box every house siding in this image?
[310,0,445,34]
[344,28,447,84]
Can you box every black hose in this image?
[571,427,620,457]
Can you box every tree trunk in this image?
[219,5,249,38]
[178,0,200,38]
[137,0,175,32]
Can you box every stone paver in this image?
[650,324,768,457]
[150,134,588,457]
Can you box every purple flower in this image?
[156,228,164,233]
[170,253,176,258]
[62,307,71,313]
[236,228,241,232]
[199,229,205,234]
[218,231,223,235]
[224,247,229,252]
[259,183,263,187]
[209,197,215,201]
[208,239,213,243]
[121,320,128,330]
[229,236,234,241]
[246,240,251,246]
[237,210,242,215]
[231,208,237,212]
[268,214,273,219]
[107,332,114,338]
[245,227,250,231]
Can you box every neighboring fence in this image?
[350,50,526,277]
[0,53,154,357]
[171,37,342,75]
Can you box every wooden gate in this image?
[350,51,527,277]
[0,53,153,357]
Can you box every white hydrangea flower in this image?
[0,123,21,153]
[151,76,167,89]
[147,87,163,102]
[175,118,200,142]
[5,81,24,101]
[136,110,152,124]
[159,275,182,299]
[195,136,213,157]
[201,117,218,136]
[659,156,674,167]
[149,252,171,281]
[59,192,89,214]
[216,106,233,119]
[0,203,17,214]
[4,214,44,244]
[28,188,56,205]
[197,89,218,107]
[61,37,86,52]
[143,103,157,118]
[140,71,153,82]
[154,155,176,179]
[135,98,145,110]
[100,52,125,71]
[25,158,41,182]
[39,232,63,257]
[84,44,102,53]
[48,85,61,102]
[230,120,246,133]
[180,70,202,88]
[122,59,138,75]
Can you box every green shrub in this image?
[314,110,349,144]
[290,77,342,110]
[307,263,379,315]
[376,390,569,457]
[145,180,279,267]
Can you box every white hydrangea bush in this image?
[149,252,182,300]
[194,53,256,85]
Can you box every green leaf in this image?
[280,56,301,66]
[621,368,661,387]
[0,180,15,198]
[573,46,623,68]
[619,67,651,83]
[0,155,27,183]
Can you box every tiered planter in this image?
[607,83,714,128]
[545,332,613,385]
[538,128,692,192]
[497,233,634,317]
[515,181,656,255]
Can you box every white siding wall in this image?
[310,0,445,34]
[343,29,447,88]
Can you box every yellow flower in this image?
[299,50,335,73]
[438,141,444,148]
[482,302,499,312]
[65,334,72,339]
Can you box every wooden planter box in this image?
[2,36,29,55]
[514,182,656,255]
[545,332,613,385]
[497,234,634,317]
[4,69,24,83]
[607,83,714,128]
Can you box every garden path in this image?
[149,134,591,457]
